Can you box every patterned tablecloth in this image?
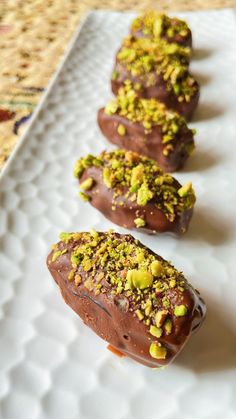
[0,0,235,169]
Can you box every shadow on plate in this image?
[193,47,214,60]
[184,206,232,246]
[192,72,212,86]
[183,148,220,172]
[192,101,224,122]
[176,295,236,373]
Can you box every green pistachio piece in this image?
[172,123,179,133]
[153,16,163,37]
[84,278,94,291]
[173,84,181,95]
[126,269,153,290]
[136,250,145,263]
[162,297,171,309]
[60,232,73,243]
[130,164,144,187]
[90,229,99,240]
[167,27,174,37]
[80,177,94,191]
[79,192,90,202]
[137,182,153,206]
[111,70,119,80]
[164,43,179,55]
[68,269,75,282]
[174,304,188,317]
[155,310,168,327]
[180,29,188,37]
[143,120,152,129]
[103,167,113,188]
[135,309,144,321]
[169,279,176,288]
[162,134,173,144]
[118,47,136,62]
[74,160,84,178]
[149,342,167,359]
[145,299,152,316]
[164,318,172,335]
[74,274,82,286]
[52,249,67,262]
[117,123,126,136]
[83,260,93,272]
[134,218,146,228]
[149,325,163,338]
[104,100,118,115]
[178,182,192,197]
[150,260,163,277]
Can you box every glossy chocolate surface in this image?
[47,232,206,367]
[79,164,193,234]
[111,66,199,121]
[97,107,194,172]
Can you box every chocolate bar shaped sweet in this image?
[47,230,206,368]
[74,149,196,234]
[131,11,192,48]
[111,36,199,120]
[98,82,195,172]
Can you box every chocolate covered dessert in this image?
[131,11,192,48]
[98,82,195,171]
[74,150,196,234]
[47,230,206,368]
[111,36,199,120]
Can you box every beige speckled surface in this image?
[0,0,235,169]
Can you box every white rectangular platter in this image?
[1,9,236,419]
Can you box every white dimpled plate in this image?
[1,9,236,419]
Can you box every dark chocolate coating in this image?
[111,65,200,121]
[47,232,206,368]
[97,108,194,172]
[79,165,193,234]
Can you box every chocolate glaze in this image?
[111,64,200,121]
[79,165,193,234]
[97,108,194,172]
[47,232,206,368]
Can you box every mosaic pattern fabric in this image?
[0,0,234,169]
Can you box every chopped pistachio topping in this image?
[149,342,167,359]
[164,318,172,334]
[149,325,163,338]
[79,192,90,202]
[135,309,144,321]
[151,260,163,277]
[137,182,153,206]
[117,123,126,136]
[80,177,94,191]
[51,248,67,262]
[75,274,82,286]
[105,81,191,144]
[114,35,196,101]
[155,309,168,327]
[74,154,103,179]
[103,167,113,188]
[126,269,153,290]
[131,11,190,41]
[74,149,196,220]
[51,231,191,337]
[174,304,188,317]
[134,217,146,228]
[178,182,193,197]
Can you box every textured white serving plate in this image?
[1,9,236,419]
